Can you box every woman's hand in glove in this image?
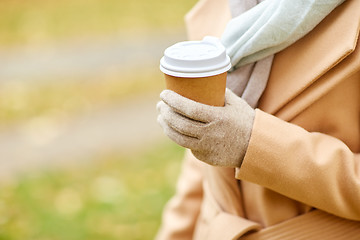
[157,88,255,167]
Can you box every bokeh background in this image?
[0,0,197,239]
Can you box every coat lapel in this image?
[258,0,360,118]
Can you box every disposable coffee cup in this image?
[160,36,231,106]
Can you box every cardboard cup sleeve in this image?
[164,73,227,106]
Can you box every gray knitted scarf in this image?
[226,0,273,108]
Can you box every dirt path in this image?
[0,93,167,179]
[0,31,186,83]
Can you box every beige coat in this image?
[156,0,360,239]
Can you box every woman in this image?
[156,0,360,239]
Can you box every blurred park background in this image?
[0,0,197,239]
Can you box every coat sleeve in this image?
[235,109,360,221]
[155,149,204,240]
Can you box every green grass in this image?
[0,0,197,45]
[0,1,193,238]
[0,140,185,240]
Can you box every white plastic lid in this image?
[160,36,231,78]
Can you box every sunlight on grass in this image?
[0,69,164,127]
[0,0,197,45]
[0,140,185,240]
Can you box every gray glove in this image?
[157,88,255,167]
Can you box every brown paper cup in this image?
[161,37,230,106]
[164,72,227,107]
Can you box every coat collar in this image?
[258,0,360,117]
[185,0,360,119]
